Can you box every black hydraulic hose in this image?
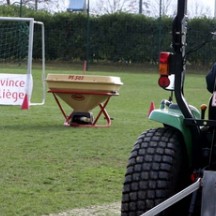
[188,191,198,216]
[208,127,216,168]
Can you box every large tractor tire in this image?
[121,127,190,216]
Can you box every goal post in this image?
[0,17,46,108]
[31,20,46,106]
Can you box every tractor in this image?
[121,0,216,215]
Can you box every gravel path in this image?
[44,202,121,216]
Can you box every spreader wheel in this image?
[121,127,190,216]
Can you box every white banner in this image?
[0,74,33,105]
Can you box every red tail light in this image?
[158,52,173,89]
[159,52,171,75]
[158,75,170,88]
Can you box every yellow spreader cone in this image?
[46,74,123,127]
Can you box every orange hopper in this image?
[46,74,123,127]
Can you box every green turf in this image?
[0,64,211,215]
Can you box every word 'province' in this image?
[0,79,25,87]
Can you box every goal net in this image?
[0,17,45,107]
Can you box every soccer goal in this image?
[0,17,45,108]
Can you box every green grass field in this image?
[0,63,211,215]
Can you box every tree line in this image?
[0,5,216,66]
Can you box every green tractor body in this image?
[149,102,201,165]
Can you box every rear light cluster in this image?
[158,52,172,88]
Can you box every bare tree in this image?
[0,0,66,11]
[23,0,65,11]
[0,0,11,5]
[92,0,175,16]
[92,0,133,14]
[147,0,175,17]
[127,0,151,15]
[187,0,211,17]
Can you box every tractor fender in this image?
[149,104,201,164]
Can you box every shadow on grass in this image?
[0,123,71,132]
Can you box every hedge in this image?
[0,5,216,65]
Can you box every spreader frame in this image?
[48,89,119,128]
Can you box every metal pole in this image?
[139,0,142,14]
[35,0,38,10]
[86,0,90,71]
[215,0,216,18]
[19,0,23,17]
[158,0,162,56]
[159,0,162,17]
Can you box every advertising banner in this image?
[0,74,33,105]
[68,0,86,11]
